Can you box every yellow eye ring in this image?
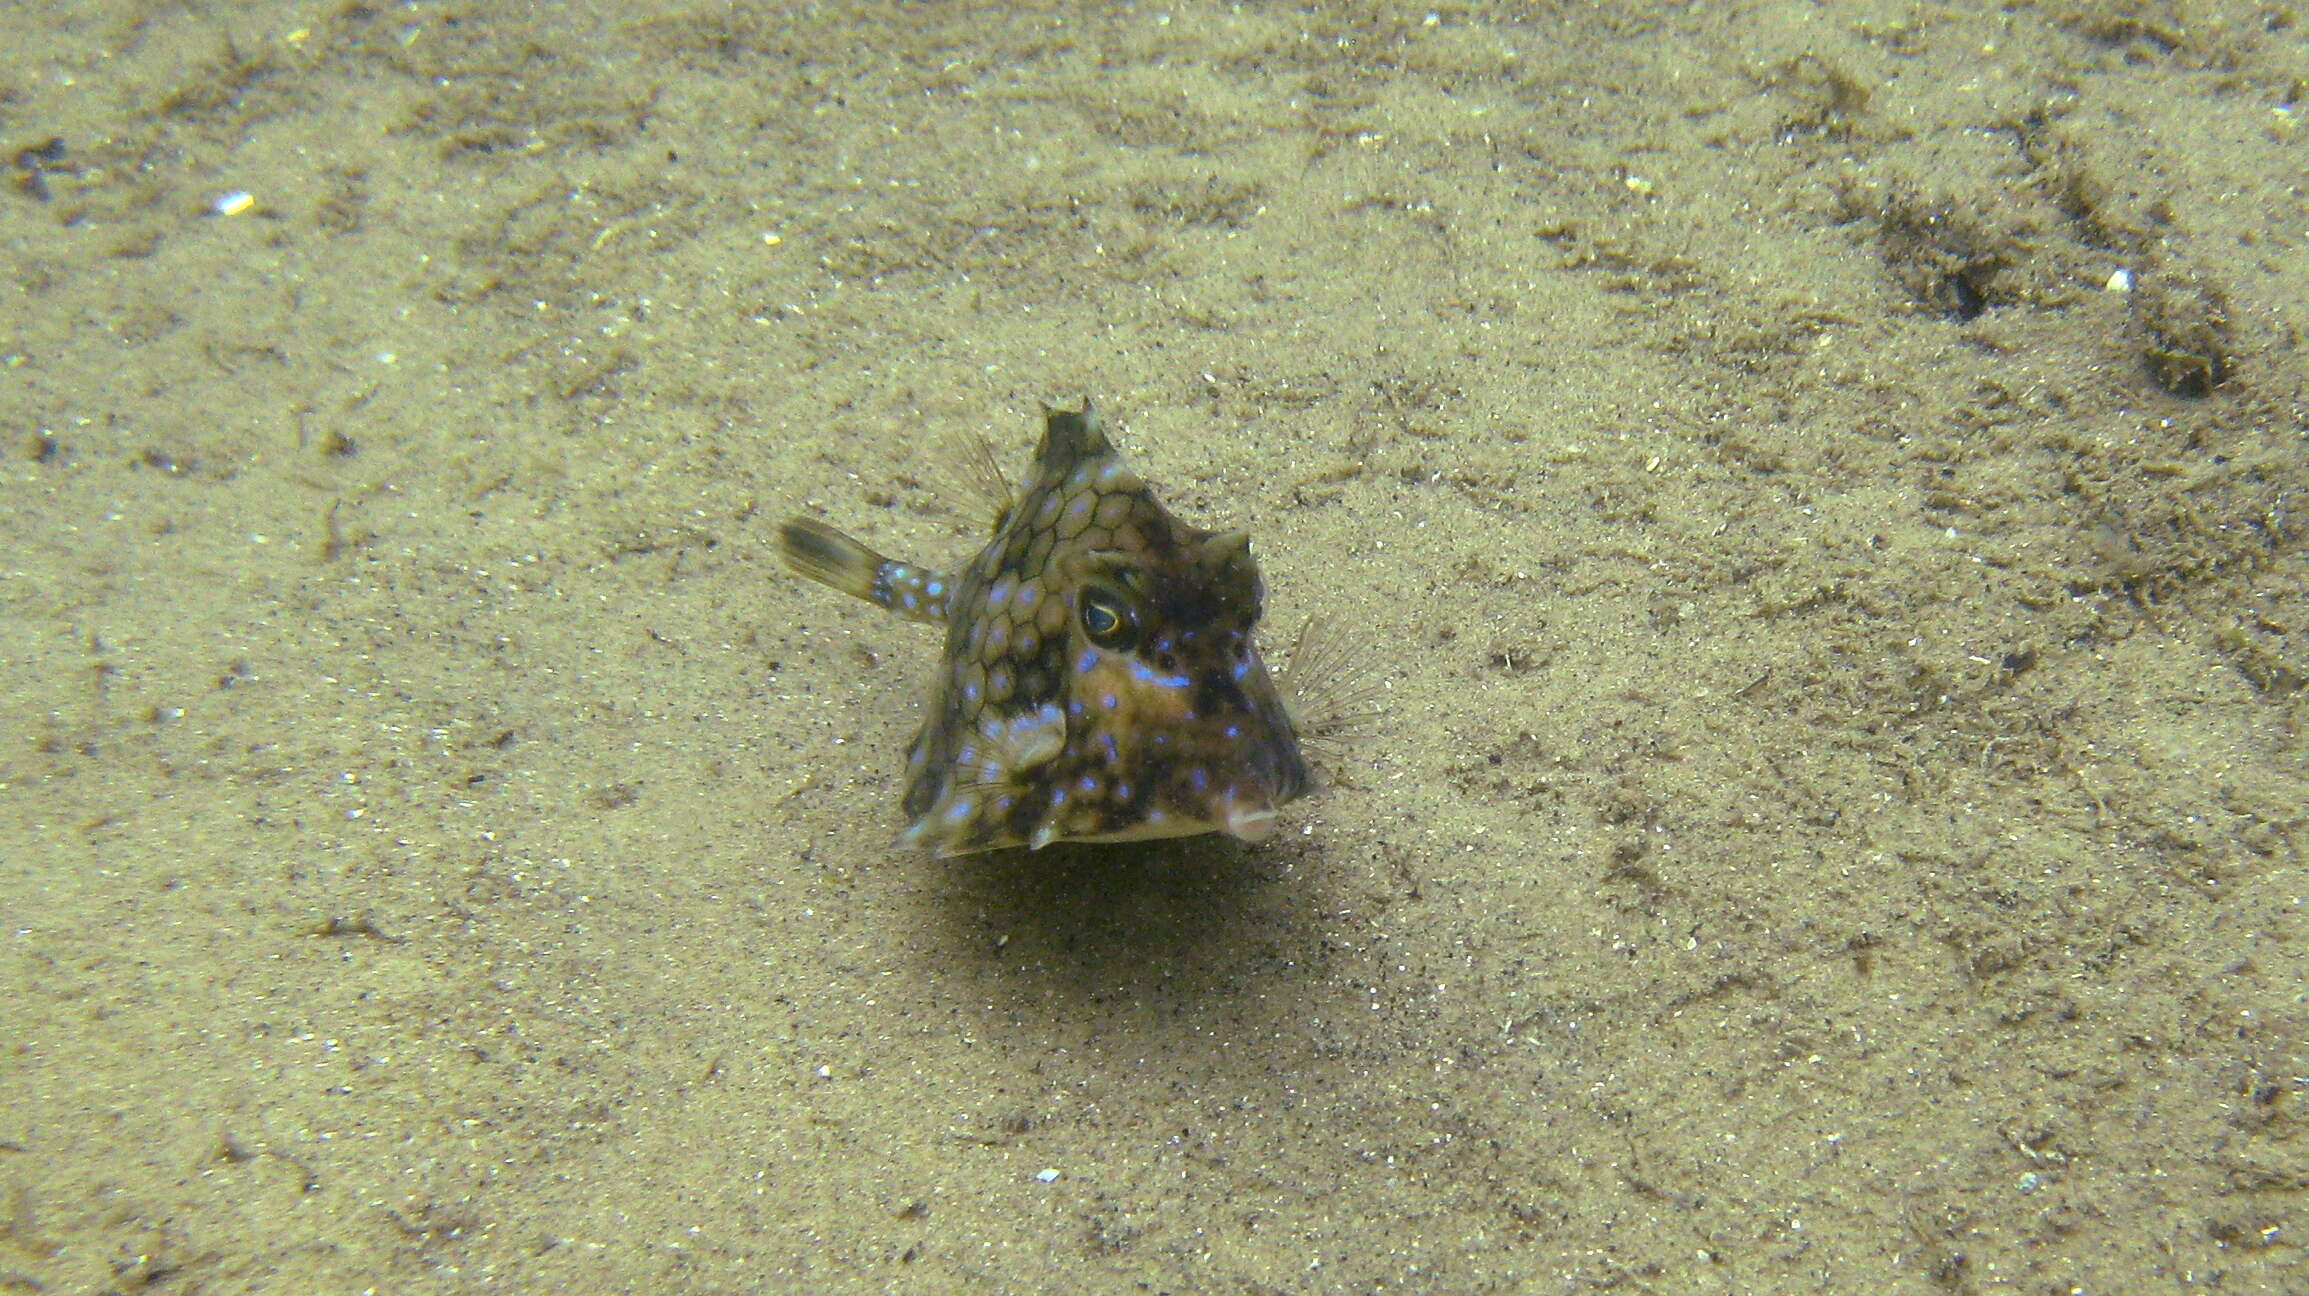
[1080,588,1139,650]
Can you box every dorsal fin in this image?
[1036,399,1112,469]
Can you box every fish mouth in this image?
[1217,795,1279,843]
[1207,730,1311,843]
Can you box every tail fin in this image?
[779,517,887,602]
[779,517,952,625]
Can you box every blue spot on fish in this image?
[1131,660,1190,688]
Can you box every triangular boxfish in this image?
[779,402,1313,857]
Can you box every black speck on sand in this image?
[3,2,2303,1292]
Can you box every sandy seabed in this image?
[2,2,2303,1292]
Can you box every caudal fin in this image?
[779,517,952,625]
[778,517,887,602]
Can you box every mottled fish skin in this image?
[778,402,1312,857]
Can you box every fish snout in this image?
[1217,794,1280,843]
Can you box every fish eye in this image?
[1080,587,1140,651]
